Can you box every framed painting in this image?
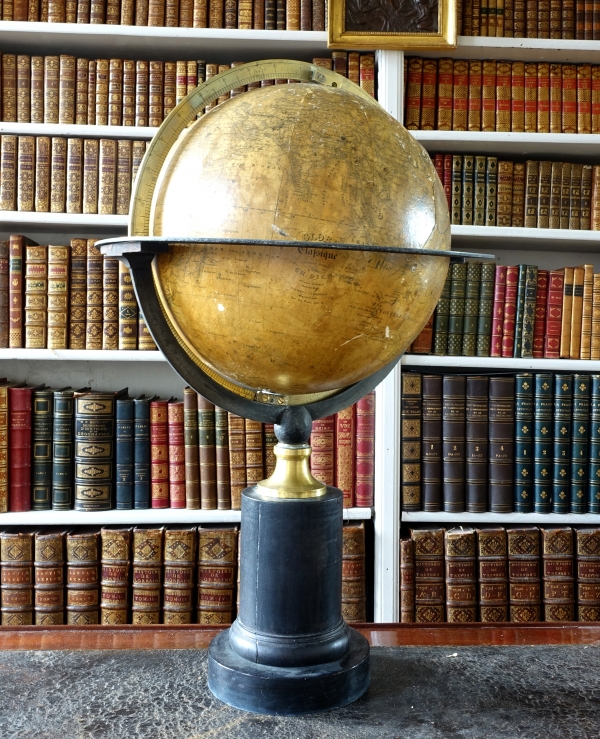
[328,0,457,49]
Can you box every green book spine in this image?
[589,375,600,514]
[520,264,538,358]
[401,372,422,511]
[476,262,495,356]
[447,262,467,356]
[461,262,481,356]
[534,373,553,513]
[461,155,474,225]
[451,155,463,225]
[485,156,498,226]
[74,392,118,512]
[32,388,53,511]
[52,389,75,511]
[433,269,452,356]
[552,374,572,514]
[473,155,486,226]
[214,406,231,509]
[571,373,590,513]
[513,264,527,358]
[514,373,534,513]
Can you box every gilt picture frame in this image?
[327,0,457,49]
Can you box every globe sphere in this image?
[149,82,450,397]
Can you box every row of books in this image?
[0,135,147,214]
[0,0,328,30]
[0,380,375,513]
[0,523,367,626]
[405,58,599,134]
[400,372,600,514]
[0,237,157,350]
[402,526,600,624]
[458,0,600,39]
[432,154,600,231]
[0,52,376,128]
[409,261,600,360]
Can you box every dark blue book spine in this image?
[116,397,134,510]
[534,373,553,513]
[32,388,54,510]
[514,373,533,513]
[134,396,150,509]
[571,374,590,513]
[589,375,600,514]
[552,374,572,514]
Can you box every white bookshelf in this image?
[451,225,600,252]
[402,355,600,371]
[0,211,127,234]
[425,36,600,63]
[0,122,157,138]
[403,511,600,524]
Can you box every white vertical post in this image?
[376,49,405,124]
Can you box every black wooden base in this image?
[207,627,370,715]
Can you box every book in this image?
[100,527,130,624]
[342,523,366,623]
[69,239,87,349]
[32,387,53,510]
[66,530,100,625]
[134,395,151,509]
[442,374,466,512]
[24,244,48,349]
[447,262,467,356]
[432,269,451,355]
[532,269,549,358]
[335,405,355,508]
[422,375,443,512]
[545,269,564,358]
[515,373,534,513]
[228,412,246,510]
[9,384,39,512]
[167,399,185,508]
[591,375,600,513]
[477,528,508,622]
[466,375,489,512]
[570,266,584,358]
[489,376,515,513]
[571,374,590,513]
[115,395,134,509]
[581,263,594,359]
[542,527,575,621]
[502,265,519,357]
[576,527,600,620]
[400,538,415,623]
[553,373,573,514]
[401,372,422,511]
[132,526,163,624]
[445,528,476,622]
[1,530,34,625]
[102,255,119,350]
[47,244,69,350]
[507,527,541,621]
[118,262,137,349]
[197,526,238,624]
[560,266,575,358]
[355,391,375,508]
[182,388,200,510]
[534,373,553,513]
[34,529,65,625]
[150,398,169,509]
[0,241,8,349]
[491,265,507,357]
[461,261,481,355]
[411,528,445,622]
[163,526,196,624]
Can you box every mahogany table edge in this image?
[1,623,600,650]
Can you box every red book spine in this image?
[532,269,549,358]
[443,154,452,211]
[544,269,564,358]
[433,154,444,186]
[452,60,469,130]
[310,415,335,486]
[167,400,185,509]
[335,404,356,508]
[8,386,32,512]
[420,60,437,130]
[150,399,169,508]
[501,265,519,357]
[491,265,507,358]
[355,391,375,508]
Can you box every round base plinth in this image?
[207,627,370,715]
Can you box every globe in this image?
[141,74,450,398]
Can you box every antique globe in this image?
[97,60,473,717]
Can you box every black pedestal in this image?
[207,485,370,715]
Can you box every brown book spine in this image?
[85,239,103,350]
[468,60,482,132]
[452,60,469,132]
[570,162,583,231]
[131,140,146,185]
[511,161,526,227]
[593,66,600,133]
[176,60,187,105]
[58,55,75,126]
[400,538,415,623]
[149,61,164,127]
[90,0,106,22]
[83,138,99,214]
[165,0,177,24]
[75,58,89,125]
[77,0,91,22]
[8,235,27,348]
[524,62,537,133]
[445,528,476,623]
[47,244,69,349]
[34,531,65,625]
[182,388,200,509]
[50,136,67,214]
[514,0,526,33]
[228,413,246,510]
[560,161,572,229]
[550,63,562,132]
[100,528,131,625]
[105,0,120,22]
[43,56,59,125]
[122,60,135,126]
[508,527,541,622]
[31,57,44,124]
[537,159,551,228]
[497,160,514,226]
[478,528,508,622]
[245,418,264,493]
[193,0,208,24]
[2,0,14,18]
[168,400,186,508]
[163,527,196,624]
[1,532,35,625]
[102,256,119,350]
[581,263,594,359]
[488,376,515,513]
[135,61,149,127]
[523,160,539,228]
[25,244,48,349]
[404,58,422,131]
[0,135,17,211]
[1,55,17,124]
[198,395,218,510]
[117,261,137,350]
[0,240,9,349]
[134,0,148,22]
[197,527,238,625]
[578,64,593,133]
[33,136,49,213]
[95,59,109,126]
[215,407,230,509]
[48,0,66,18]
[537,62,550,132]
[163,61,177,119]
[116,139,132,216]
[87,60,96,125]
[495,62,511,132]
[148,0,165,24]
[570,265,584,358]
[16,55,30,124]
[526,0,538,33]
[481,60,497,131]
[69,238,87,348]
[511,61,525,132]
[17,135,35,212]
[542,527,575,621]
[108,58,123,126]
[132,527,163,624]
[411,528,445,623]
[581,163,593,230]
[66,532,99,625]
[98,138,116,215]
[549,160,562,228]
[138,315,156,350]
[560,266,574,358]
[342,524,366,623]
[436,58,454,131]
[66,137,83,214]
[179,0,192,23]
[562,64,577,132]
[576,528,600,620]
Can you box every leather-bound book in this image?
[17,135,35,213]
[404,58,422,130]
[549,160,562,228]
[461,155,474,225]
[537,160,551,227]
[75,391,124,512]
[215,406,231,509]
[31,57,44,124]
[34,529,65,625]
[477,528,508,622]
[532,269,548,358]
[401,372,422,511]
[311,0,323,29]
[66,137,83,214]
[182,388,200,510]
[68,239,86,349]
[569,163,583,230]
[179,0,193,24]
[451,155,462,225]
[82,139,99,214]
[550,0,561,34]
[85,239,102,349]
[576,528,600,619]
[576,0,585,34]
[581,263,594,358]
[436,58,454,131]
[198,526,238,624]
[150,398,170,509]
[341,523,366,623]
[497,160,513,227]
[593,70,600,133]
[122,60,135,125]
[99,138,117,215]
[560,161,572,229]
[32,387,53,510]
[285,0,299,28]
[355,391,375,507]
[485,156,498,226]
[432,269,451,355]
[400,538,415,623]
[197,395,217,509]
[442,154,453,211]
[16,55,30,124]
[491,265,506,358]
[560,266,574,358]
[544,269,564,358]
[228,413,247,510]
[43,56,59,124]
[515,373,534,513]
[163,61,177,119]
[452,60,469,131]
[571,373,590,513]
[245,418,264,492]
[52,388,76,510]
[591,376,600,512]
[526,0,538,34]
[497,0,506,35]
[225,0,236,27]
[510,62,525,131]
[263,423,276,478]
[591,275,600,361]
[448,262,467,356]
[359,55,376,99]
[524,63,537,133]
[523,160,539,228]
[420,59,437,130]
[176,60,187,105]
[78,0,91,23]
[138,314,157,351]
[0,240,8,349]
[9,385,42,512]
[443,374,466,512]
[335,405,355,508]
[594,0,600,37]
[1,55,17,123]
[534,373,553,513]
[552,373,572,514]
[208,0,223,27]
[581,164,592,231]
[520,264,538,358]
[66,530,100,625]
[134,0,148,23]
[102,255,119,350]
[508,265,524,358]
[466,375,488,512]
[95,59,110,126]
[166,0,179,25]
[550,63,562,132]
[90,0,106,21]
[570,265,584,358]
[511,161,526,227]
[49,136,67,214]
[100,527,131,624]
[149,61,164,127]
[480,0,489,32]
[410,312,434,354]
[9,235,29,348]
[542,527,575,621]
[562,65,577,132]
[108,59,123,126]
[411,528,445,622]
[168,400,185,509]
[163,527,196,624]
[310,414,334,489]
[135,60,149,127]
[116,395,134,510]
[489,377,515,513]
[132,527,163,624]
[537,62,550,131]
[59,55,75,125]
[445,528,476,623]
[468,60,482,131]
[1,531,34,625]
[508,527,541,621]
[24,244,48,349]
[118,262,137,349]
[495,62,511,132]
[76,58,89,125]
[0,134,17,212]
[577,64,592,133]
[462,261,481,354]
[422,375,443,512]
[133,395,151,509]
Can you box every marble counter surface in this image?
[0,645,598,738]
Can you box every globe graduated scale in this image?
[98,60,491,715]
